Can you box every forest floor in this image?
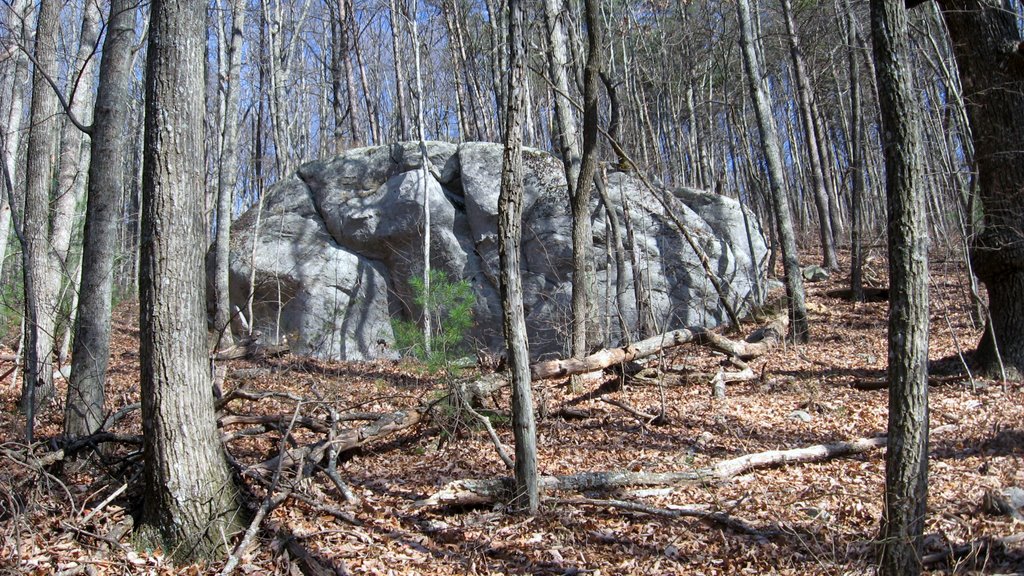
[1,253,1023,575]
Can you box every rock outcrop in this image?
[221,142,768,361]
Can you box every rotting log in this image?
[415,434,888,507]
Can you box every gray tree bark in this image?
[0,0,33,283]
[847,5,866,303]
[211,0,248,351]
[20,0,63,426]
[498,0,538,514]
[780,0,838,270]
[64,0,137,439]
[935,0,1024,379]
[736,0,809,342]
[568,0,603,358]
[139,0,244,560]
[871,0,930,573]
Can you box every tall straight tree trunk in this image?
[408,0,432,356]
[65,0,136,439]
[388,0,410,141]
[934,0,1024,378]
[780,0,838,270]
[736,0,809,343]
[871,0,930,573]
[570,0,603,358]
[20,0,63,428]
[212,0,247,351]
[0,0,33,283]
[52,0,102,272]
[542,0,583,352]
[139,0,243,560]
[847,6,866,303]
[499,0,538,514]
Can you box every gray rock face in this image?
[222,142,768,361]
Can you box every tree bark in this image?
[780,0,838,270]
[64,0,137,439]
[498,0,538,514]
[20,0,63,426]
[0,0,33,283]
[848,5,866,303]
[871,0,930,573]
[569,0,603,359]
[736,0,809,343]
[211,0,248,351]
[139,0,243,560]
[935,0,1024,379]
[388,0,409,141]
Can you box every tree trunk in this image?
[51,0,101,274]
[212,0,247,351]
[568,0,603,358]
[936,0,1024,379]
[388,0,409,141]
[847,5,866,303]
[498,0,538,514]
[0,0,33,283]
[870,0,930,573]
[139,0,243,560]
[20,0,63,426]
[542,0,581,198]
[735,0,809,343]
[409,0,432,357]
[780,0,838,270]
[65,0,137,439]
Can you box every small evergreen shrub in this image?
[393,270,475,371]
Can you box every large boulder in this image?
[221,142,768,361]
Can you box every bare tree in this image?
[211,0,248,351]
[780,0,838,270]
[138,0,243,559]
[736,0,809,343]
[498,0,538,514]
[64,0,137,439]
[20,0,62,432]
[871,0,930,573]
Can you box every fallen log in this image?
[415,434,888,507]
[531,327,705,380]
[699,315,788,361]
[530,315,788,381]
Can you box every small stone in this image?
[788,410,813,422]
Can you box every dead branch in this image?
[921,532,1024,567]
[415,434,888,507]
[461,402,514,469]
[220,414,331,434]
[601,398,664,424]
[711,367,757,399]
[253,409,422,475]
[551,497,774,537]
[852,374,968,390]
[269,521,347,576]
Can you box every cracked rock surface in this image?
[220,142,768,361]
